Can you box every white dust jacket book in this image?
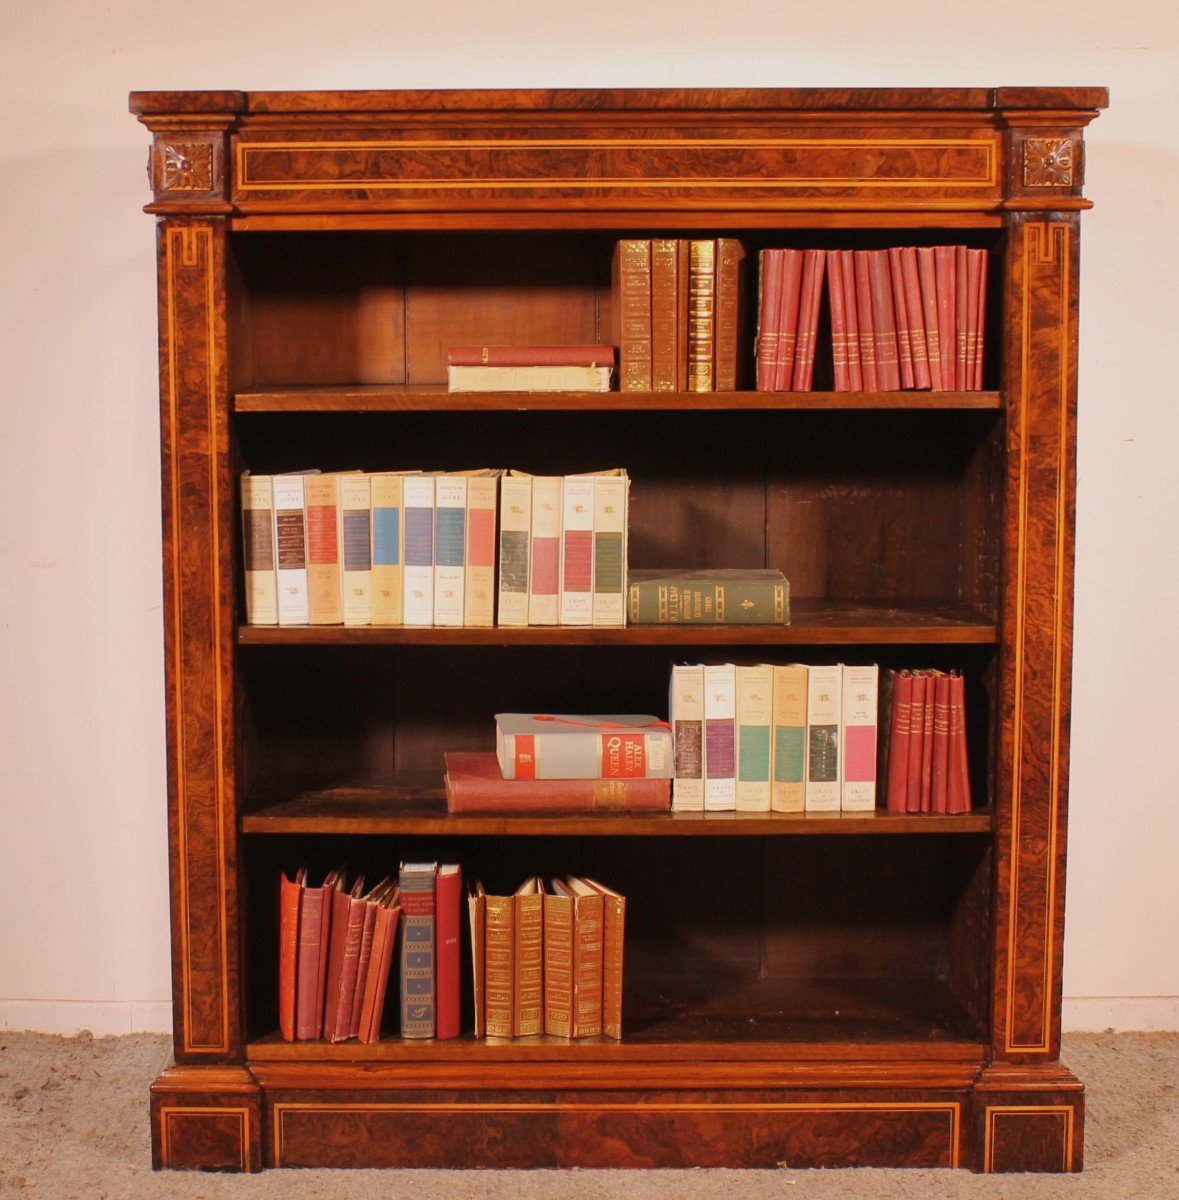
[272,472,311,626]
[433,474,467,627]
[592,471,628,626]
[805,664,843,812]
[670,664,705,811]
[240,472,277,625]
[703,663,737,811]
[559,474,595,625]
[338,473,372,626]
[528,475,563,626]
[841,663,879,812]
[497,472,532,627]
[402,474,436,626]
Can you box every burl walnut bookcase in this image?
[130,86,1105,1173]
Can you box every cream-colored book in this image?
[528,475,563,626]
[559,474,595,625]
[841,664,879,812]
[272,472,312,626]
[805,664,843,812]
[434,474,467,627]
[338,473,372,626]
[370,473,405,626]
[770,663,808,813]
[304,473,343,625]
[464,471,499,627]
[670,663,705,812]
[402,474,435,626]
[497,472,531,627]
[240,472,277,626]
[592,470,629,627]
[703,663,736,811]
[735,664,773,812]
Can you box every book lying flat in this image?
[447,365,613,392]
[495,713,673,780]
[627,569,790,624]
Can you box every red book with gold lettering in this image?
[931,672,952,814]
[323,875,367,1043]
[839,250,863,390]
[827,250,850,392]
[972,249,989,389]
[965,250,982,395]
[887,247,915,389]
[447,345,614,367]
[904,673,928,813]
[934,246,957,393]
[357,888,401,1044]
[947,672,973,814]
[868,250,901,390]
[278,868,304,1042]
[900,247,932,389]
[792,249,826,391]
[755,249,782,391]
[955,244,969,389]
[853,250,878,391]
[884,670,913,813]
[774,250,804,390]
[295,867,341,1041]
[917,248,943,389]
[435,864,463,1040]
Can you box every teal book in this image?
[627,570,789,624]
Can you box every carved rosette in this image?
[1022,138,1074,188]
[151,134,224,202]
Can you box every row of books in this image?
[469,876,626,1039]
[882,669,973,814]
[446,344,615,393]
[756,245,988,393]
[613,237,746,392]
[241,468,630,628]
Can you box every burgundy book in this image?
[964,250,982,395]
[279,867,304,1042]
[792,249,826,391]
[900,247,932,389]
[904,673,927,814]
[827,250,849,391]
[947,673,973,814]
[295,867,340,1041]
[931,672,952,814]
[917,248,943,390]
[447,345,615,367]
[756,250,783,391]
[774,249,804,390]
[919,671,937,813]
[839,250,863,390]
[955,244,969,389]
[357,892,401,1044]
[853,251,878,391]
[934,246,957,394]
[445,751,671,813]
[435,864,463,1040]
[887,247,915,389]
[324,875,366,1043]
[885,670,913,813]
[972,249,989,389]
[868,249,901,390]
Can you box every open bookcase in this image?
[131,86,1104,1172]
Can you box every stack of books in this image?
[613,237,747,392]
[882,668,973,813]
[754,248,827,391]
[469,876,626,1039]
[446,345,614,393]
[669,663,879,814]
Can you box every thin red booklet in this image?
[447,345,615,367]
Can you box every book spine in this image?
[841,664,879,812]
[805,664,842,812]
[338,473,372,626]
[687,239,716,392]
[294,884,325,1040]
[433,474,467,627]
[446,761,671,813]
[868,249,901,391]
[670,663,705,812]
[483,895,514,1037]
[464,474,498,627]
[497,473,531,627]
[931,671,952,815]
[357,903,399,1045]
[917,248,943,390]
[402,475,435,626]
[571,889,604,1038]
[626,578,788,624]
[947,672,973,814]
[370,474,404,626]
[543,890,574,1037]
[591,473,628,627]
[885,670,914,813]
[513,887,544,1037]
[770,663,808,813]
[792,248,826,391]
[559,475,595,625]
[887,246,915,390]
[920,670,936,812]
[735,663,773,812]
[447,345,615,367]
[273,474,310,626]
[447,364,612,392]
[278,871,301,1041]
[327,891,366,1042]
[973,249,988,390]
[650,238,679,392]
[598,890,625,1040]
[497,726,672,781]
[304,473,342,625]
[435,866,462,1040]
[905,672,928,813]
[467,889,486,1039]
[755,249,782,391]
[934,246,957,394]
[348,897,380,1039]
[853,251,878,391]
[839,251,863,391]
[703,663,737,811]
[613,239,652,391]
[955,244,969,390]
[399,863,436,1038]
[775,249,804,390]
[901,247,932,389]
[714,237,745,391]
[827,249,850,392]
[241,474,278,625]
[528,476,562,626]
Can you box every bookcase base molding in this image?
[150,1061,1083,1172]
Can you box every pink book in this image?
[792,249,826,391]
[947,673,973,814]
[887,247,915,389]
[827,249,850,391]
[756,250,783,391]
[955,245,969,389]
[917,248,943,389]
[934,246,957,393]
[900,247,932,389]
[775,249,804,390]
[885,670,913,813]
[904,672,927,814]
[841,665,878,812]
[965,250,982,396]
[868,249,900,391]
[840,250,863,390]
[853,251,878,391]
[931,672,952,814]
[973,249,989,389]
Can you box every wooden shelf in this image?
[234,385,1002,414]
[241,785,995,836]
[237,599,998,647]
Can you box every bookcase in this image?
[131,86,1105,1173]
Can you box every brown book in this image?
[714,237,746,391]
[839,250,863,390]
[887,246,915,389]
[792,249,826,391]
[323,875,366,1043]
[904,673,927,814]
[675,238,691,390]
[468,881,487,1039]
[278,868,304,1042]
[650,238,679,392]
[774,249,804,390]
[917,247,943,390]
[564,878,605,1038]
[687,239,717,392]
[947,672,973,814]
[934,246,957,393]
[900,247,932,389]
[295,867,341,1041]
[755,249,782,391]
[931,673,952,815]
[585,878,625,1040]
[356,888,401,1045]
[884,670,913,813]
[853,250,878,391]
[512,877,544,1037]
[827,249,850,392]
[612,239,652,391]
[484,887,513,1037]
[868,249,901,390]
[543,881,575,1037]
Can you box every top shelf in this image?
[234,386,1003,414]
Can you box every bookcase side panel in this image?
[157,217,242,1062]
[992,213,1079,1063]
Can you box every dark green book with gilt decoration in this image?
[626,569,789,624]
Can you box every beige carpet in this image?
[0,1031,1175,1198]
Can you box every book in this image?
[919,669,937,812]
[435,864,462,1040]
[770,663,808,813]
[613,239,652,392]
[348,877,392,1040]
[241,472,278,625]
[841,664,878,812]
[338,473,372,626]
[584,878,625,1040]
[434,474,467,627]
[687,239,716,391]
[559,474,595,625]
[703,663,737,811]
[542,880,574,1037]
[934,246,957,393]
[627,569,789,624]
[294,867,341,1041]
[755,249,783,391]
[774,249,804,390]
[497,471,531,627]
[792,248,826,391]
[323,874,366,1043]
[447,364,613,392]
[447,345,615,367]
[272,472,313,626]
[839,250,864,391]
[714,237,746,391]
[973,250,989,389]
[735,663,773,812]
[867,249,900,391]
[900,246,932,390]
[402,474,435,626]
[591,470,629,627]
[853,250,878,391]
[804,664,842,812]
[885,669,914,813]
[947,672,973,814]
[278,867,304,1041]
[398,862,437,1038]
[444,752,671,813]
[931,670,952,815]
[304,472,343,625]
[564,877,605,1038]
[528,474,562,626]
[955,244,969,389]
[887,247,915,390]
[650,238,680,392]
[370,473,405,626]
[464,471,499,627]
[483,885,513,1037]
[468,881,486,1039]
[356,886,401,1044]
[917,247,943,389]
[670,663,705,812]
[513,877,544,1037]
[495,713,673,780]
[827,250,850,392]
[905,671,929,813]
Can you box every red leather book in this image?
[884,670,913,813]
[947,672,973,814]
[357,891,401,1044]
[714,237,746,391]
[445,751,671,813]
[868,250,901,390]
[853,251,878,391]
[774,249,804,390]
[955,244,969,389]
[755,250,782,391]
[917,248,943,389]
[934,246,957,393]
[827,250,849,391]
[792,249,826,391]
[931,672,952,814]
[965,249,982,395]
[324,875,367,1043]
[919,671,937,812]
[295,867,341,1040]
[447,345,615,367]
[972,249,989,389]
[435,864,463,1040]
[348,878,392,1039]
[900,247,932,389]
[839,251,863,390]
[904,672,927,813]
[278,867,304,1042]
[887,247,915,389]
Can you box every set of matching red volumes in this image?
[827,245,988,392]
[754,248,827,390]
[278,868,402,1044]
[882,669,973,814]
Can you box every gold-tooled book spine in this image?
[484,894,513,1037]
[543,891,574,1038]
[571,891,605,1038]
[650,238,679,392]
[599,893,625,1040]
[688,239,716,392]
[714,238,745,392]
[613,239,652,392]
[513,889,544,1037]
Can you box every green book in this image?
[627,569,789,624]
